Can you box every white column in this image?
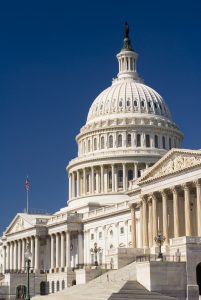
[134,163,138,179]
[69,173,72,200]
[131,204,136,248]
[78,232,84,265]
[183,184,191,236]
[115,222,119,248]
[72,172,75,198]
[91,166,94,194]
[161,190,169,243]
[125,220,128,247]
[152,194,157,244]
[50,235,55,269]
[112,164,115,192]
[30,237,34,268]
[17,240,21,270]
[61,232,65,268]
[104,167,108,193]
[83,168,86,195]
[148,200,153,247]
[195,180,201,236]
[6,243,10,271]
[96,170,99,193]
[21,239,25,271]
[114,167,118,192]
[46,237,51,270]
[10,242,13,270]
[101,165,104,193]
[142,198,148,248]
[123,163,126,191]
[56,233,60,268]
[84,230,88,264]
[3,246,6,273]
[77,171,80,197]
[172,187,179,238]
[34,236,40,271]
[13,241,17,270]
[66,231,71,268]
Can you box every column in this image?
[96,170,99,193]
[84,230,89,265]
[139,203,143,248]
[56,233,60,268]
[17,240,21,270]
[148,199,153,247]
[111,164,115,192]
[172,187,179,238]
[83,168,86,195]
[69,173,72,200]
[10,242,13,270]
[134,163,138,179]
[161,190,169,243]
[78,232,84,265]
[50,235,55,269]
[66,231,71,268]
[123,163,126,191]
[115,222,119,248]
[183,183,191,236]
[130,204,136,248]
[72,172,75,198]
[34,236,40,271]
[3,246,6,273]
[46,236,51,270]
[77,171,80,197]
[13,241,17,270]
[114,167,118,192]
[30,237,34,268]
[152,193,157,244]
[125,220,128,247]
[101,165,104,193]
[60,232,65,268]
[195,180,201,236]
[21,239,25,271]
[6,243,10,271]
[104,167,108,193]
[91,166,94,194]
[142,197,148,247]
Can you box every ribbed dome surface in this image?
[87,79,171,123]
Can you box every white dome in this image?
[87,79,171,124]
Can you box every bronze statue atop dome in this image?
[122,21,133,51]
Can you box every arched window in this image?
[62,280,65,290]
[169,137,172,149]
[118,170,123,188]
[94,138,97,151]
[162,136,166,149]
[56,281,60,292]
[117,134,122,147]
[128,169,133,181]
[137,134,141,147]
[86,174,90,193]
[108,170,112,190]
[101,136,104,149]
[154,135,158,148]
[127,134,131,147]
[109,135,113,148]
[146,134,150,147]
[88,140,91,152]
[134,100,137,106]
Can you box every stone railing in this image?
[83,201,129,220]
[47,212,83,226]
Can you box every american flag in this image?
[25,176,29,192]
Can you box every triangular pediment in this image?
[5,214,34,235]
[139,148,201,183]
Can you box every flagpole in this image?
[26,188,29,213]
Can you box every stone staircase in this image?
[33,262,177,300]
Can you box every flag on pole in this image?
[25,176,29,192]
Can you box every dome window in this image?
[128,169,133,181]
[134,100,137,106]
[101,136,105,149]
[137,134,141,147]
[146,134,150,148]
[88,140,91,152]
[162,136,166,149]
[159,104,162,110]
[148,101,151,108]
[126,100,130,106]
[118,134,122,147]
[108,171,112,190]
[154,135,158,148]
[87,174,90,193]
[109,135,113,148]
[110,230,113,237]
[154,103,157,109]
[94,138,97,151]
[141,101,144,107]
[127,134,132,147]
[119,101,122,107]
[118,169,123,188]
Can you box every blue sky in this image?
[0,0,201,233]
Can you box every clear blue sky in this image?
[0,0,201,233]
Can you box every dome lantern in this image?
[116,22,139,81]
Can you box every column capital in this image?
[194,179,201,188]
[182,182,191,191]
[129,202,137,209]
[150,192,157,200]
[171,186,179,194]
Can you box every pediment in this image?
[5,214,33,235]
[139,149,201,183]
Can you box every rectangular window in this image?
[91,233,94,240]
[120,227,124,234]
[99,232,102,239]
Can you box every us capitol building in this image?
[1,24,201,300]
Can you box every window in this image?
[120,227,124,234]
[137,134,141,147]
[88,140,91,152]
[101,136,104,149]
[99,232,102,239]
[134,100,137,106]
[118,169,123,188]
[118,134,122,147]
[146,134,150,147]
[110,230,113,237]
[87,174,90,192]
[128,169,133,181]
[148,101,151,108]
[162,136,166,149]
[141,101,144,107]
[154,103,157,109]
[127,134,131,147]
[91,233,94,240]
[154,135,158,148]
[94,138,97,151]
[126,100,130,106]
[109,135,113,148]
[119,101,122,107]
[108,170,112,190]
[169,137,172,149]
